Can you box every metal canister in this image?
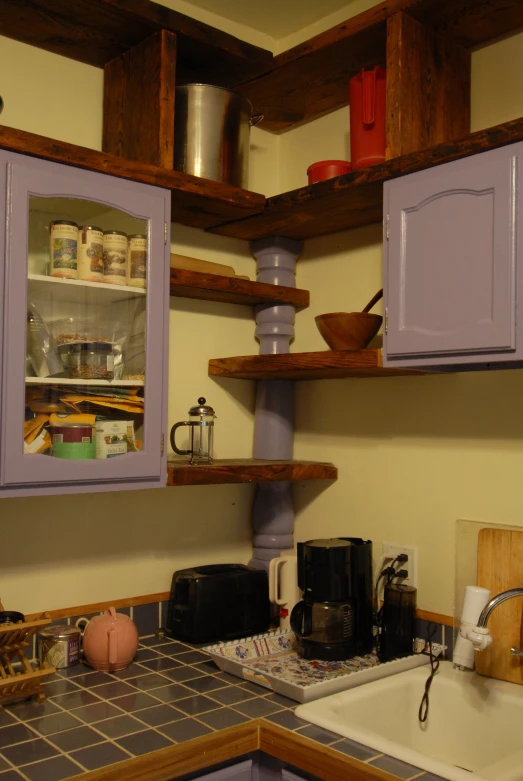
[49,220,78,279]
[39,625,81,668]
[77,225,104,282]
[50,423,96,459]
[127,234,147,289]
[103,230,127,285]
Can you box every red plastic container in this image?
[349,66,386,170]
[307,160,352,184]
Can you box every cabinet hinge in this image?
[161,434,165,456]
[385,307,388,333]
[164,223,168,245]
[386,214,390,240]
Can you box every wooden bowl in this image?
[315,311,383,350]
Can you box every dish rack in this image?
[0,599,56,704]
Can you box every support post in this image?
[249,237,302,570]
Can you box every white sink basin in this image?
[296,661,523,781]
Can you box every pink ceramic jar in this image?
[77,607,139,672]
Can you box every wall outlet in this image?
[382,542,418,589]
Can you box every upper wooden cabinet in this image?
[0,150,170,496]
[383,141,523,368]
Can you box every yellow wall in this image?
[2,14,523,619]
[0,31,278,615]
[292,30,523,618]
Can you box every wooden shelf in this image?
[169,269,309,309]
[208,350,429,380]
[0,126,265,232]
[0,0,272,86]
[237,0,523,132]
[210,117,523,241]
[167,459,337,486]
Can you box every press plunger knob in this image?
[198,397,206,404]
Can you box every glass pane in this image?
[25,196,147,461]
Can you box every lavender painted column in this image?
[249,237,302,570]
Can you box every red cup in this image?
[307,160,352,185]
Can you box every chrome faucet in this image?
[467,587,523,654]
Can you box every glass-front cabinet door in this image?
[1,151,170,491]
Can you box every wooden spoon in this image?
[362,288,383,313]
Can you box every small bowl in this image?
[315,311,382,350]
[0,611,25,625]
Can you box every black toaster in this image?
[167,564,270,644]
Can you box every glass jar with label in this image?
[103,230,127,285]
[127,234,147,288]
[67,342,115,380]
[49,220,78,279]
[77,225,104,282]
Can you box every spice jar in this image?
[49,220,78,279]
[77,225,104,282]
[127,233,147,288]
[67,342,114,380]
[103,230,127,285]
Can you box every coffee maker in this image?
[290,538,373,661]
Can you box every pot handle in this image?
[250,114,264,127]
[75,617,90,636]
[170,421,193,456]
[108,626,118,665]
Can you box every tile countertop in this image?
[0,636,447,781]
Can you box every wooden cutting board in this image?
[476,527,523,684]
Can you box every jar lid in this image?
[68,342,113,353]
[78,225,103,232]
[103,230,127,236]
[128,234,147,239]
[189,397,215,416]
[39,624,80,639]
[50,220,78,227]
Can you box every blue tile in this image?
[296,725,340,745]
[22,755,83,781]
[332,738,380,761]
[70,742,130,770]
[133,604,160,638]
[160,601,169,631]
[370,755,424,779]
[116,730,172,756]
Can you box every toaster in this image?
[167,564,270,644]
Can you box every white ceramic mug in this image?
[269,550,301,630]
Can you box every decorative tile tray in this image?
[205,630,440,703]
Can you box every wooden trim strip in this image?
[25,593,453,628]
[76,722,259,781]
[259,722,397,781]
[416,608,453,627]
[24,593,170,623]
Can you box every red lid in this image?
[307,160,351,175]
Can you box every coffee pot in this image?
[170,398,216,464]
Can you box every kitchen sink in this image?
[295,661,523,781]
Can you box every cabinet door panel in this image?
[385,147,518,360]
[1,151,169,488]
[190,759,253,781]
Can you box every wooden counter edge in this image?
[70,720,400,781]
[76,721,259,781]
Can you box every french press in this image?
[170,398,216,465]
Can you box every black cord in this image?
[418,622,440,723]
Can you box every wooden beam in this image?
[0,125,265,231]
[169,269,309,309]
[0,0,272,84]
[103,30,177,168]
[386,12,471,159]
[208,350,428,380]
[167,460,338,486]
[211,116,523,240]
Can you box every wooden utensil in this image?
[476,527,523,684]
[362,288,383,313]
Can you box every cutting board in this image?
[169,253,249,280]
[476,527,523,684]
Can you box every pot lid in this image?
[189,397,215,416]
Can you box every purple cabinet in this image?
[383,142,523,367]
[0,149,170,495]
[190,760,253,781]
